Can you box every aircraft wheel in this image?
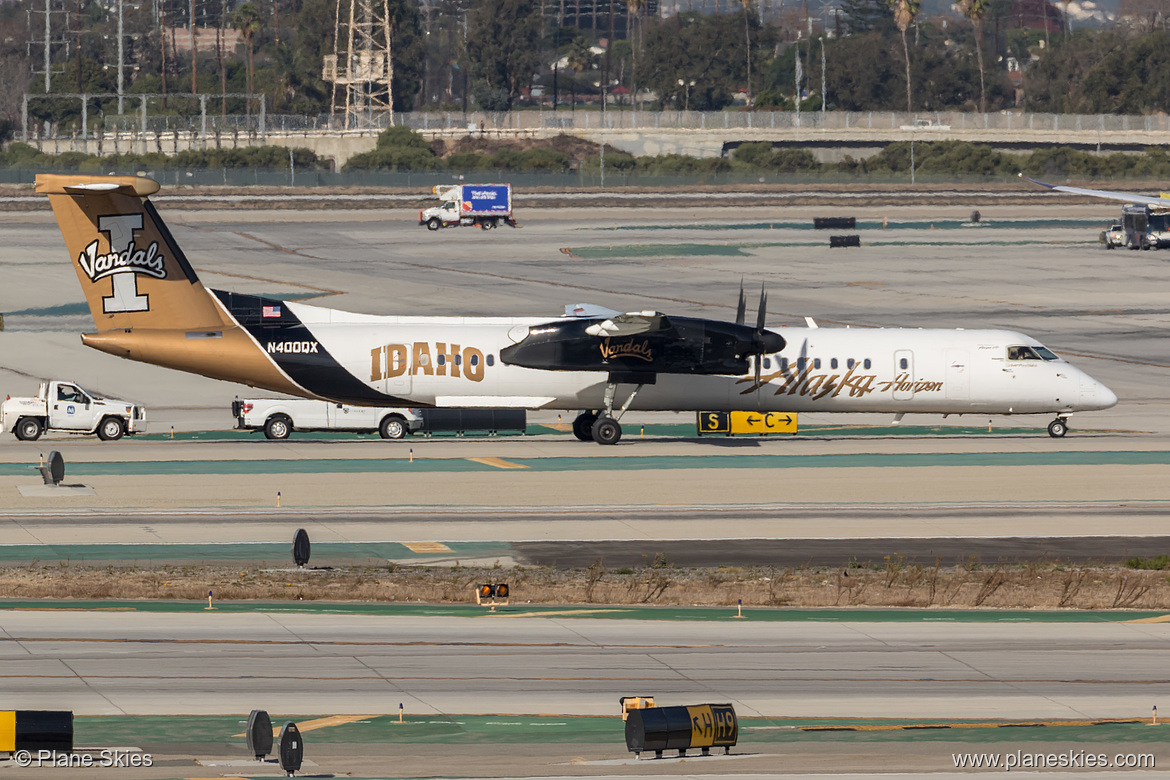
[15,417,43,441]
[379,415,408,440]
[1047,418,1068,438]
[264,415,292,440]
[426,218,441,231]
[572,412,597,441]
[97,416,126,441]
[591,416,622,445]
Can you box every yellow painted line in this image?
[466,457,529,470]
[1124,615,1170,623]
[233,714,378,737]
[402,542,452,553]
[801,717,1145,732]
[487,609,629,618]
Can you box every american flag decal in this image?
[262,305,281,318]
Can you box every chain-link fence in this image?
[21,95,1170,140]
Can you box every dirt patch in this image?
[3,559,1168,611]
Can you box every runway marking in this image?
[232,714,377,738]
[401,542,453,553]
[485,609,629,618]
[802,717,1147,732]
[1123,614,1170,623]
[466,457,529,470]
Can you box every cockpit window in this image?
[1033,346,1059,361]
[1007,346,1043,361]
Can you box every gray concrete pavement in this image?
[3,610,1170,719]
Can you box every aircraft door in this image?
[893,350,914,400]
[945,349,970,401]
[48,383,94,430]
[375,343,412,397]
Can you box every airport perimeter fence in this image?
[0,166,1151,189]
[20,103,1170,140]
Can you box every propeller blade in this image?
[735,280,746,326]
[755,283,767,335]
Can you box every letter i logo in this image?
[98,214,149,313]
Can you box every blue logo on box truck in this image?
[462,185,510,213]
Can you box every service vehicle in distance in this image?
[1120,203,1170,250]
[419,184,516,230]
[1099,224,1124,249]
[233,398,422,440]
[1,380,146,441]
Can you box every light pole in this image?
[677,78,694,112]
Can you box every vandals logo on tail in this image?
[78,214,167,313]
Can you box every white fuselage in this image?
[275,301,1117,418]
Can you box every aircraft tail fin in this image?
[36,174,227,332]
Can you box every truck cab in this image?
[1,380,146,441]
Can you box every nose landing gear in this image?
[1047,417,1069,438]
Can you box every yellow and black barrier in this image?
[624,703,737,758]
[0,710,73,754]
[697,411,797,436]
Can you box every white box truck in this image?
[1,380,146,441]
[418,184,517,230]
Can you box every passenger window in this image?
[863,359,871,369]
[813,358,821,369]
[763,358,771,369]
[797,358,806,370]
[1008,346,1042,361]
[830,358,838,369]
[470,354,480,366]
[899,358,908,370]
[437,354,446,366]
[454,354,462,366]
[781,358,789,370]
[486,355,495,366]
[847,359,855,369]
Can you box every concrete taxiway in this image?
[2,200,1170,777]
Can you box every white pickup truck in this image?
[233,398,422,440]
[1,380,146,441]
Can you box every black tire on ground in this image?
[426,218,441,231]
[380,415,408,440]
[15,417,43,441]
[1047,419,1068,438]
[481,219,495,230]
[572,412,598,441]
[591,416,622,445]
[97,416,126,441]
[264,415,292,440]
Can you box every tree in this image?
[957,0,989,112]
[884,0,919,111]
[626,0,645,108]
[639,11,769,110]
[232,2,262,99]
[464,0,542,110]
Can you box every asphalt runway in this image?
[3,200,1170,778]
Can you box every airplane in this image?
[35,173,1117,443]
[1020,173,1170,209]
[1021,174,1170,249]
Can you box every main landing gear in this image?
[571,380,647,445]
[1047,416,1070,438]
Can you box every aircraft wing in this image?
[1020,174,1170,208]
[584,311,669,337]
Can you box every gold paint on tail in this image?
[37,174,304,396]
